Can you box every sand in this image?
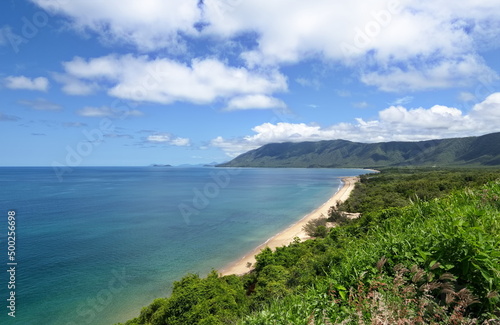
[219,176,359,276]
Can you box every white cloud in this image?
[146,133,191,146]
[390,96,414,106]
[295,78,320,89]
[204,0,372,65]
[206,1,497,55]
[32,0,201,52]
[352,101,369,109]
[360,55,498,92]
[4,76,49,91]
[77,106,115,117]
[77,106,143,118]
[210,136,258,158]
[34,0,500,92]
[170,137,191,147]
[204,0,499,91]
[471,92,500,120]
[378,105,467,130]
[212,92,500,157]
[458,92,477,102]
[18,98,62,110]
[60,54,288,107]
[53,73,99,95]
[211,122,341,157]
[224,95,286,111]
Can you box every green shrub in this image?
[302,217,328,237]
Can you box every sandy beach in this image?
[219,176,359,276]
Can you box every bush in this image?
[327,204,349,224]
[302,217,328,237]
[120,271,249,325]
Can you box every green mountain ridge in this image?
[218,132,500,168]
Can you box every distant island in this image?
[151,164,172,167]
[218,131,500,168]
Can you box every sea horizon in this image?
[0,167,371,325]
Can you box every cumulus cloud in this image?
[77,106,143,118]
[145,133,191,146]
[4,76,49,91]
[32,0,201,52]
[471,92,500,120]
[378,105,469,131]
[211,123,341,157]
[32,0,500,94]
[212,92,500,157]
[60,54,287,107]
[203,0,499,90]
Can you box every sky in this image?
[0,0,499,167]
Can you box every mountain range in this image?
[218,132,500,168]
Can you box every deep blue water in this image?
[0,167,370,325]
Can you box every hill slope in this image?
[218,132,500,168]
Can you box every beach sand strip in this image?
[219,176,359,276]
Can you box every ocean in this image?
[0,167,371,325]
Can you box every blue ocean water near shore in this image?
[0,167,370,325]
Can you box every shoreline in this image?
[219,176,359,276]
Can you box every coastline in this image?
[219,176,359,276]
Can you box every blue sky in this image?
[1,0,499,166]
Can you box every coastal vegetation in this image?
[117,168,500,324]
[302,216,329,238]
[339,167,500,213]
[218,132,500,168]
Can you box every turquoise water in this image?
[0,167,370,325]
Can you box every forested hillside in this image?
[218,132,500,168]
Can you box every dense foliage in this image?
[120,271,248,325]
[117,169,500,325]
[340,168,500,213]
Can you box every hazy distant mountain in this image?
[175,162,221,167]
[218,132,500,168]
